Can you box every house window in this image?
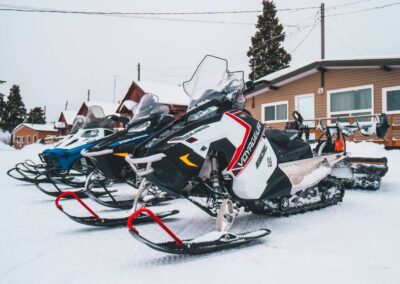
[33,135,37,143]
[27,136,31,143]
[328,85,373,122]
[261,101,288,123]
[382,86,400,114]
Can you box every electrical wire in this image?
[290,12,320,54]
[328,2,400,16]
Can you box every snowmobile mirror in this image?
[292,111,304,125]
[376,113,389,139]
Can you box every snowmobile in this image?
[54,94,180,227]
[81,94,177,210]
[123,55,350,254]
[7,105,127,198]
[285,111,389,190]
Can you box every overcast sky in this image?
[1,0,399,121]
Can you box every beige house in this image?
[245,57,400,145]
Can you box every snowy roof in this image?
[136,81,190,106]
[84,101,119,116]
[61,110,77,125]
[248,56,400,98]
[12,123,57,134]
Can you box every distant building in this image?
[12,123,57,148]
[117,81,189,118]
[55,110,77,136]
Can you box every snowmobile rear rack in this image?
[127,208,271,255]
[55,191,179,227]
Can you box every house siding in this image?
[246,68,400,136]
[13,126,57,148]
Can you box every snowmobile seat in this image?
[264,129,313,163]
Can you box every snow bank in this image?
[0,129,11,145]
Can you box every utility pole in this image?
[137,63,141,81]
[113,75,117,103]
[321,2,325,59]
[87,89,91,101]
[65,100,68,111]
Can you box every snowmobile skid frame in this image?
[128,208,270,255]
[55,191,179,227]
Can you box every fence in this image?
[267,114,400,148]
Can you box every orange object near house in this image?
[335,138,345,152]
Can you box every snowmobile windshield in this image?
[129,93,169,123]
[183,55,245,110]
[70,115,85,134]
[83,106,119,129]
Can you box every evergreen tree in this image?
[26,107,46,124]
[0,93,6,130]
[247,0,291,80]
[3,85,27,132]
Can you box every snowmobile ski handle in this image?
[125,153,166,177]
[81,149,113,157]
[127,208,183,246]
[55,191,101,220]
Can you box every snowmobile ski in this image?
[55,191,179,227]
[128,208,270,254]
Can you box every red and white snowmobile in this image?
[124,55,353,254]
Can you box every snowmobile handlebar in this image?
[127,208,183,246]
[55,191,101,220]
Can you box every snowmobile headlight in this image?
[128,121,151,133]
[187,106,218,122]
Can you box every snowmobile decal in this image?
[179,153,199,167]
[168,125,210,144]
[225,111,263,176]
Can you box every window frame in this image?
[382,85,400,114]
[327,84,374,119]
[261,100,289,123]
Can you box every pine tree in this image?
[0,93,6,130]
[247,0,291,80]
[26,107,46,124]
[3,85,27,132]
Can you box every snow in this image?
[62,110,78,125]
[137,81,190,106]
[1,142,400,284]
[84,101,120,116]
[0,129,11,144]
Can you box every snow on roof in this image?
[62,110,77,125]
[12,123,57,133]
[136,81,190,106]
[256,56,400,83]
[84,101,119,116]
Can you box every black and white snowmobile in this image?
[54,94,180,227]
[124,55,348,254]
[81,94,177,209]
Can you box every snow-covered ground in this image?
[1,142,399,284]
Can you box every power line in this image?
[328,0,375,9]
[328,2,400,16]
[329,16,372,55]
[290,12,320,54]
[0,5,320,16]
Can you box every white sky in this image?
[1,0,399,121]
